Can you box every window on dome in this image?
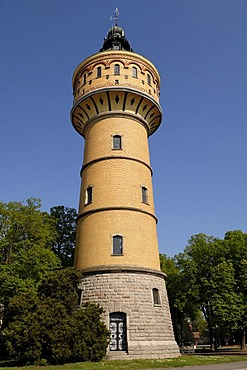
[132,67,137,78]
[96,66,102,78]
[114,64,120,75]
[147,74,151,85]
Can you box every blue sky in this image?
[0,0,246,256]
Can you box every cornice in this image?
[80,156,153,177]
[79,265,167,279]
[77,206,158,224]
[71,87,162,137]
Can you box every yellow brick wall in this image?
[79,159,154,213]
[73,50,161,273]
[74,210,160,270]
[83,116,150,165]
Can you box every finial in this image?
[110,8,119,26]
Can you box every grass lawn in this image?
[0,355,247,370]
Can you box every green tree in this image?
[0,199,61,306]
[175,233,242,350]
[224,231,247,349]
[160,254,199,346]
[50,206,77,267]
[4,268,109,365]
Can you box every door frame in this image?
[109,312,127,352]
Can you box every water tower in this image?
[71,10,179,359]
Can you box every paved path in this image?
[145,361,247,370]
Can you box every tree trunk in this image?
[208,325,214,351]
[241,330,246,350]
[214,328,218,352]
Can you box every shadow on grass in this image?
[0,360,18,368]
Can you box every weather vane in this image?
[110,8,119,26]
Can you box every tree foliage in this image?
[50,206,77,267]
[4,268,109,366]
[0,199,61,306]
[161,231,247,349]
[0,200,108,365]
[160,254,199,345]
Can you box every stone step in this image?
[104,351,134,360]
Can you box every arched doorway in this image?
[109,312,127,351]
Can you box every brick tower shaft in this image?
[71,20,179,359]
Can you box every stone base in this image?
[79,266,180,359]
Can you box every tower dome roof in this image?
[100,25,133,52]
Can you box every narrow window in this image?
[83,73,87,85]
[114,64,120,75]
[112,235,123,255]
[77,288,83,307]
[96,66,102,78]
[147,74,151,85]
[85,186,93,205]
[113,135,122,150]
[132,66,137,78]
[142,186,148,204]
[152,288,161,305]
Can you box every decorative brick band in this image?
[80,264,167,279]
[72,50,161,89]
[80,156,153,177]
[71,87,162,137]
[73,86,162,116]
[77,206,158,223]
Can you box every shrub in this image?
[4,268,109,365]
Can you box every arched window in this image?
[147,74,151,85]
[113,135,122,150]
[112,235,123,255]
[132,66,137,78]
[96,66,102,78]
[85,186,93,205]
[114,64,120,75]
[141,186,148,204]
[152,288,161,305]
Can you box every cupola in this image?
[99,8,133,52]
